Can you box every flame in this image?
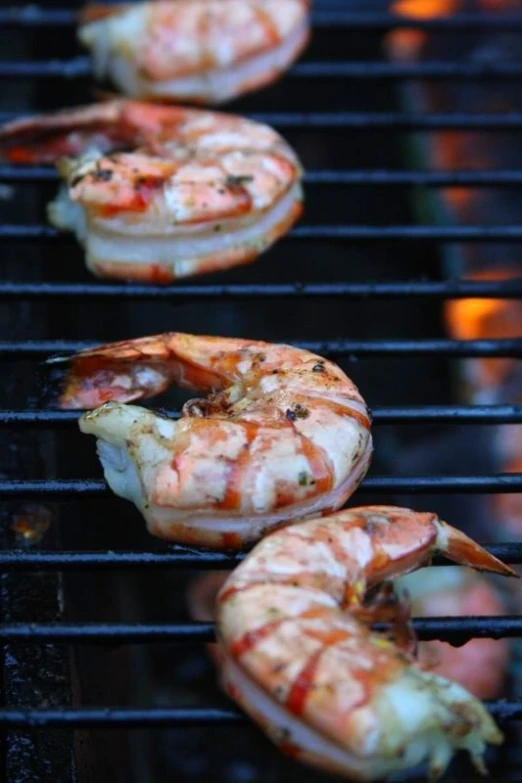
[388,0,459,61]
[393,0,458,16]
[431,133,490,211]
[10,507,51,543]
[445,274,522,341]
[445,268,522,396]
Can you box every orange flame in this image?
[445,268,522,395]
[393,0,459,16]
[388,0,459,61]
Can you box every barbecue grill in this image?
[3,1,522,781]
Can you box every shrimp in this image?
[0,101,303,283]
[398,567,510,701]
[216,506,514,780]
[190,567,511,702]
[59,333,372,548]
[79,1,310,104]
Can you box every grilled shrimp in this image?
[217,506,514,780]
[398,567,510,701]
[0,101,302,283]
[60,333,372,548]
[79,1,310,104]
[190,566,511,702]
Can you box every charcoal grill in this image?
[3,2,522,781]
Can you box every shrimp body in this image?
[217,506,513,780]
[80,1,310,104]
[399,567,510,701]
[66,333,372,548]
[0,101,302,283]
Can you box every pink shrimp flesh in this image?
[0,101,303,283]
[57,333,372,549]
[217,505,514,780]
[79,1,311,104]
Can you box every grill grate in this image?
[3,3,522,780]
[7,57,522,79]
[8,166,522,185]
[7,109,522,127]
[4,8,522,30]
[0,280,522,299]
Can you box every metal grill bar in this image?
[0,550,245,570]
[3,8,522,31]
[0,280,521,300]
[9,224,522,242]
[0,702,520,728]
[4,58,522,80]
[2,406,522,427]
[250,112,522,130]
[0,708,244,728]
[6,111,522,130]
[8,167,522,187]
[2,338,522,358]
[0,543,519,570]
[0,617,519,645]
[1,476,521,498]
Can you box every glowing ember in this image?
[10,507,52,543]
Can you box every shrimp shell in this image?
[60,333,373,548]
[80,1,311,104]
[0,101,303,283]
[217,506,514,780]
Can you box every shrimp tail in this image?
[436,519,517,577]
[52,334,233,409]
[53,351,172,409]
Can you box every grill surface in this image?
[2,2,522,782]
